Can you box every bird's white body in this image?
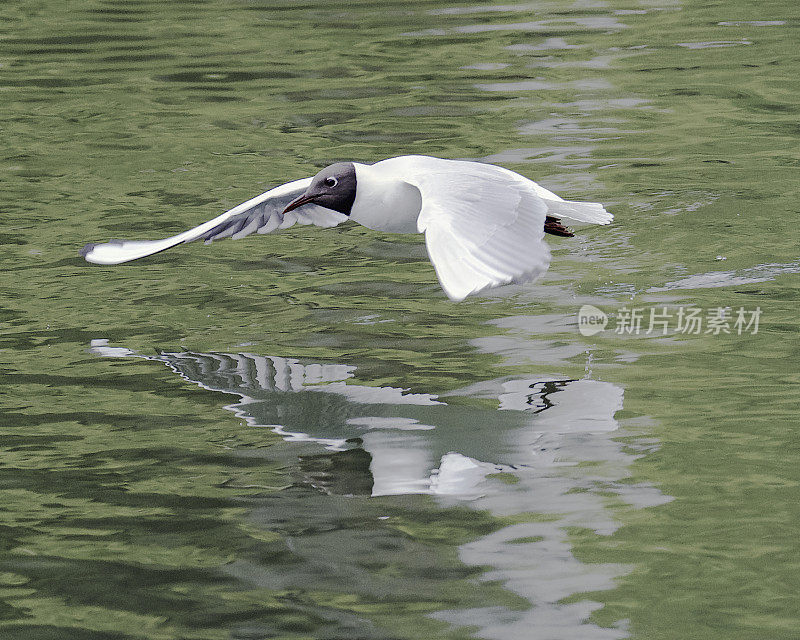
[81,155,612,301]
[350,156,567,233]
[350,160,423,234]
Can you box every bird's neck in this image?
[350,163,422,234]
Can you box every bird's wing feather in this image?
[398,159,551,301]
[81,177,348,265]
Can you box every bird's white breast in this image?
[349,163,423,234]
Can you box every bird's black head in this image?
[282,162,357,216]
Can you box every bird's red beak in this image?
[282,193,316,214]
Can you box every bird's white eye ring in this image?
[324,176,338,187]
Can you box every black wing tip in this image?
[79,242,96,258]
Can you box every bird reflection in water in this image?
[89,340,624,499]
[89,339,668,639]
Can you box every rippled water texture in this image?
[1,1,799,639]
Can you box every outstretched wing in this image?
[388,157,552,301]
[81,178,348,265]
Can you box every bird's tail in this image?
[544,199,613,225]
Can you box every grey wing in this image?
[81,177,348,265]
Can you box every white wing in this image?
[394,158,552,301]
[81,178,348,265]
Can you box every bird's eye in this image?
[324,176,338,188]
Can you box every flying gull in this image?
[81,155,612,301]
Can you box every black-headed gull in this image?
[81,155,612,301]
